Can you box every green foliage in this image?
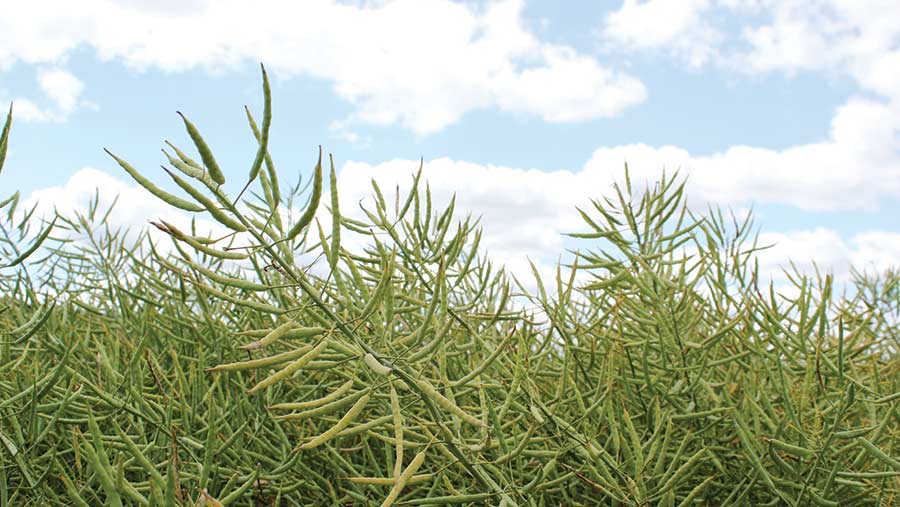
[1,68,899,506]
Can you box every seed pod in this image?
[859,438,900,470]
[329,153,340,271]
[156,221,249,260]
[765,437,815,459]
[400,493,497,505]
[3,215,55,268]
[84,414,123,507]
[414,377,485,428]
[218,467,259,505]
[111,421,165,491]
[364,353,392,376]
[163,168,246,232]
[164,140,203,170]
[675,476,715,507]
[381,446,428,507]
[342,474,432,486]
[247,63,271,184]
[106,149,204,212]
[162,147,205,180]
[177,111,225,185]
[451,326,514,388]
[358,252,395,321]
[390,381,403,479]
[239,321,300,350]
[274,388,368,421]
[833,426,876,439]
[247,338,329,394]
[179,258,269,291]
[244,106,279,205]
[286,147,323,240]
[268,380,354,411]
[297,391,371,450]
[206,344,313,372]
[0,103,12,175]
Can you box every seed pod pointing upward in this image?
[0,103,12,175]
[177,111,226,185]
[329,153,340,271]
[247,63,271,184]
[286,147,323,240]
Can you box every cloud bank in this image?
[0,0,646,133]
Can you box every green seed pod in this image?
[400,493,496,505]
[268,380,354,411]
[244,106,280,205]
[274,388,368,421]
[765,437,815,459]
[390,381,404,479]
[164,140,203,170]
[84,414,123,507]
[206,344,313,372]
[106,149,204,212]
[162,147,205,180]
[247,338,329,394]
[3,216,55,268]
[247,63,272,184]
[156,221,248,261]
[0,103,12,175]
[239,321,300,350]
[177,111,225,185]
[297,391,371,450]
[381,446,428,507]
[329,153,340,271]
[451,327,514,388]
[343,474,432,486]
[286,147,323,240]
[163,168,246,232]
[859,438,900,470]
[414,377,485,428]
[179,257,268,291]
[363,353,392,376]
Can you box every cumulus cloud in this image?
[0,0,646,134]
[597,0,900,212]
[22,167,234,254]
[20,158,900,303]
[737,1,900,90]
[756,228,900,286]
[38,69,84,114]
[602,0,721,67]
[1,68,89,123]
[602,0,900,100]
[334,154,900,292]
[8,0,900,291]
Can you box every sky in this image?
[1,0,899,292]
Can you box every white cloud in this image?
[38,68,84,114]
[756,227,900,285]
[602,0,721,67]
[330,157,900,300]
[6,98,53,123]
[7,0,900,294]
[736,1,900,92]
[597,0,900,213]
[0,0,646,134]
[602,0,900,103]
[23,167,233,253]
[20,161,900,305]
[581,95,900,212]
[1,68,89,123]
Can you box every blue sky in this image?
[2,0,899,288]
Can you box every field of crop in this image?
[1,67,898,506]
